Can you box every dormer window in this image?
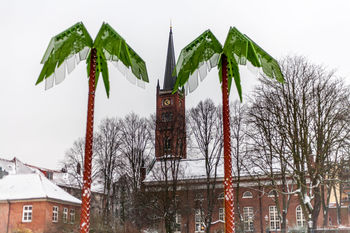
[46,172,53,180]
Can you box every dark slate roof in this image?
[162,27,177,90]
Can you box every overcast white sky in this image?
[1,0,350,169]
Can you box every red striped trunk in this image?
[80,48,97,233]
[221,55,235,233]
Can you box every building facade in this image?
[0,173,81,233]
[143,27,350,233]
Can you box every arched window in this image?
[218,192,224,200]
[242,191,253,198]
[296,205,306,227]
[268,190,278,197]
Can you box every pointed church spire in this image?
[162,25,177,90]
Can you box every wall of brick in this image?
[147,182,337,233]
[0,200,80,233]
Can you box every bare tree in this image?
[119,113,152,193]
[248,89,296,233]
[62,137,99,190]
[94,117,123,227]
[229,101,253,232]
[249,56,350,232]
[187,99,222,233]
[118,113,152,230]
[143,110,187,233]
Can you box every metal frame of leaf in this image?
[36,22,149,97]
[173,27,284,100]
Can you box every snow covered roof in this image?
[0,157,36,175]
[143,158,225,183]
[143,156,285,184]
[53,171,104,194]
[0,173,81,204]
[0,157,103,194]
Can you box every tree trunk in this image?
[80,48,97,233]
[221,55,235,233]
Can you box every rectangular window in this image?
[195,209,205,232]
[164,137,171,153]
[243,207,254,231]
[269,206,280,230]
[174,213,181,232]
[52,206,59,222]
[63,208,68,223]
[296,206,306,227]
[70,209,75,223]
[22,205,32,222]
[219,208,224,221]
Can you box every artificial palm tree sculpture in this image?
[173,27,284,233]
[36,22,148,233]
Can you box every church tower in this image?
[155,27,186,160]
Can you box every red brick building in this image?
[142,27,350,233]
[0,173,81,233]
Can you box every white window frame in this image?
[70,209,75,223]
[22,205,33,222]
[195,209,205,232]
[269,206,280,230]
[218,192,224,200]
[174,213,181,233]
[63,207,68,223]
[243,207,254,231]
[52,206,59,222]
[296,205,306,227]
[268,190,278,197]
[219,208,224,221]
[242,191,253,199]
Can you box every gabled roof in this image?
[0,157,36,175]
[0,173,81,204]
[0,156,104,194]
[162,27,177,90]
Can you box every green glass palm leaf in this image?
[246,35,284,83]
[93,23,149,96]
[173,30,222,94]
[174,27,284,100]
[36,22,149,233]
[36,22,93,89]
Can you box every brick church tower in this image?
[155,27,186,160]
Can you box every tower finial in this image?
[170,19,172,31]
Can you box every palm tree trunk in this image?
[80,48,97,233]
[221,55,235,233]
